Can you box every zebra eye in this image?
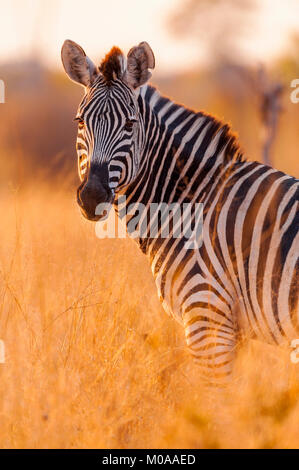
[124,119,134,132]
[74,117,85,127]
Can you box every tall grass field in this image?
[0,184,298,448]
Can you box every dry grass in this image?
[0,183,299,449]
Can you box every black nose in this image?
[77,164,112,221]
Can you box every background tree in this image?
[168,0,285,167]
[168,0,258,65]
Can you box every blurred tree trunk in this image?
[257,66,283,167]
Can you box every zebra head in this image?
[61,40,155,221]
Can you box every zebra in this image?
[61,40,299,383]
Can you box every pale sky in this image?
[0,0,299,73]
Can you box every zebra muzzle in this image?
[77,176,113,222]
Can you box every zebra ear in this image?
[61,39,99,87]
[124,41,155,89]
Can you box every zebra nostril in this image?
[76,162,113,220]
[77,180,112,220]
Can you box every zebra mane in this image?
[198,112,245,164]
[143,85,245,164]
[99,47,124,84]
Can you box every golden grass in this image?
[0,184,299,449]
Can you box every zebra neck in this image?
[115,85,244,253]
[130,84,243,200]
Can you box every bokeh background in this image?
[0,0,299,449]
[1,0,299,184]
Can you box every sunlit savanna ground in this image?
[0,184,299,449]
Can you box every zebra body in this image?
[61,40,299,380]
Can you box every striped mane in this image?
[142,85,244,165]
[99,47,124,84]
